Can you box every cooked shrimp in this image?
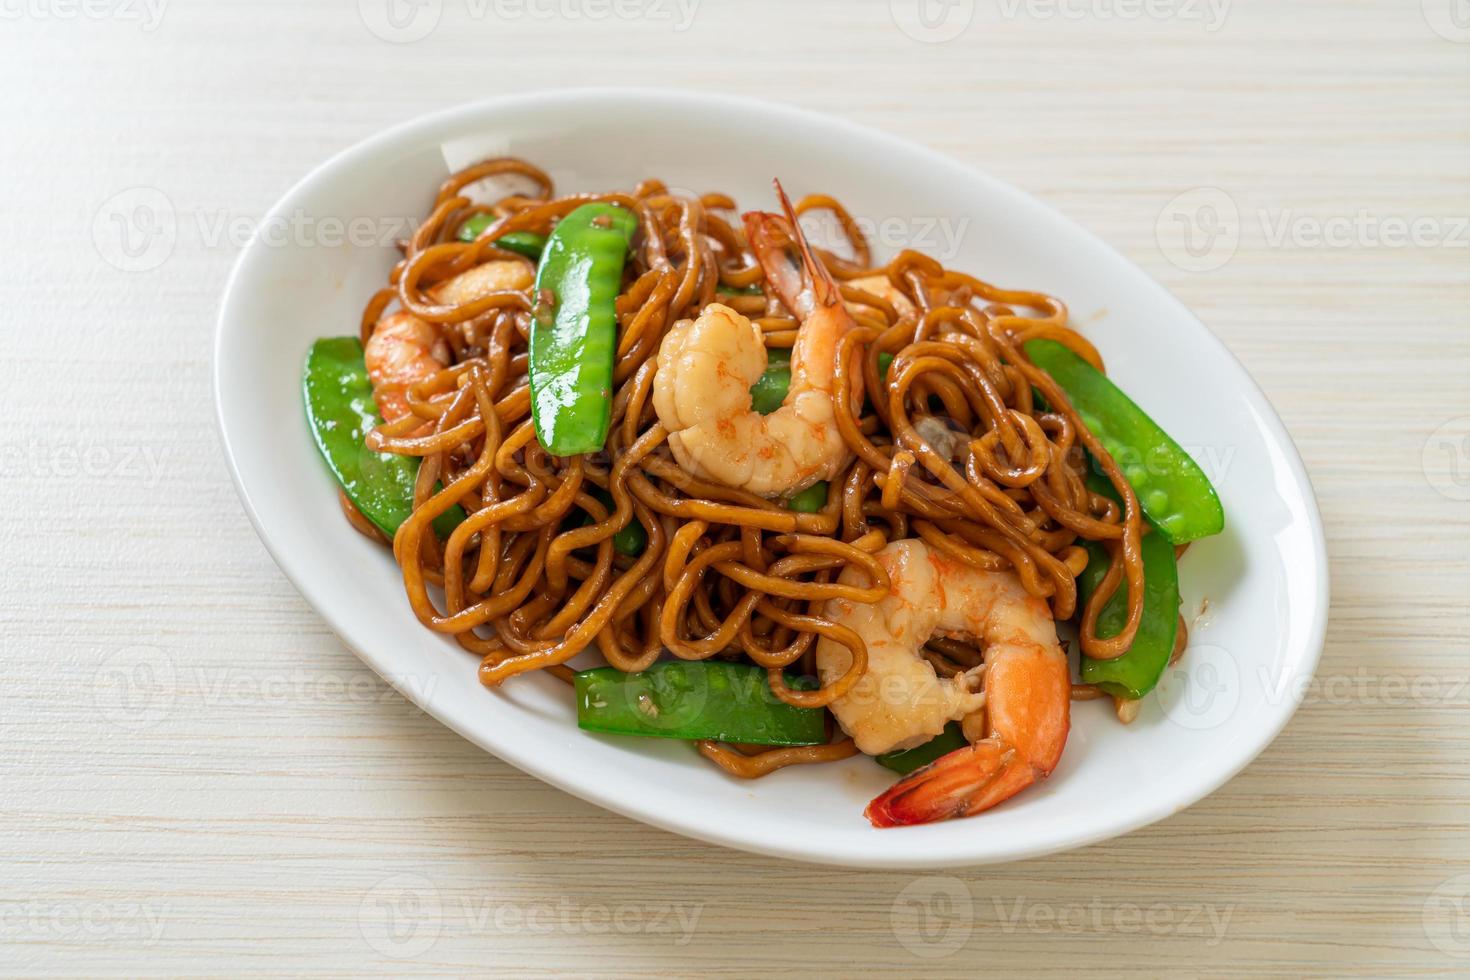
[365,312,449,424]
[365,260,532,423]
[431,258,533,306]
[651,183,859,497]
[814,539,1071,826]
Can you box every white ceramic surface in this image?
[214,89,1328,869]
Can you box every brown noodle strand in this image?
[696,738,860,778]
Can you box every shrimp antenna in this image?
[772,178,841,307]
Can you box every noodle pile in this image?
[350,158,1148,775]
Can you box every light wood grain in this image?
[2,0,1468,975]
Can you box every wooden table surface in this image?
[3,0,1467,975]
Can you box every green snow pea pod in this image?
[529,202,639,456]
[1077,531,1181,700]
[1024,338,1224,544]
[302,337,463,538]
[574,661,825,746]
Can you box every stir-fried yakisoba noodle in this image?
[303,156,1225,827]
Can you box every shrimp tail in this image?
[865,739,1031,828]
[864,633,1071,827]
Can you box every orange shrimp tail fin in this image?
[864,739,1016,827]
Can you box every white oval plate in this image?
[215,89,1328,869]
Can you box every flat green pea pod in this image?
[1078,530,1180,699]
[303,337,463,538]
[456,212,548,259]
[529,203,638,456]
[876,722,967,774]
[1024,338,1224,544]
[574,661,825,746]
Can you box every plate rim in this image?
[213,86,1330,868]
